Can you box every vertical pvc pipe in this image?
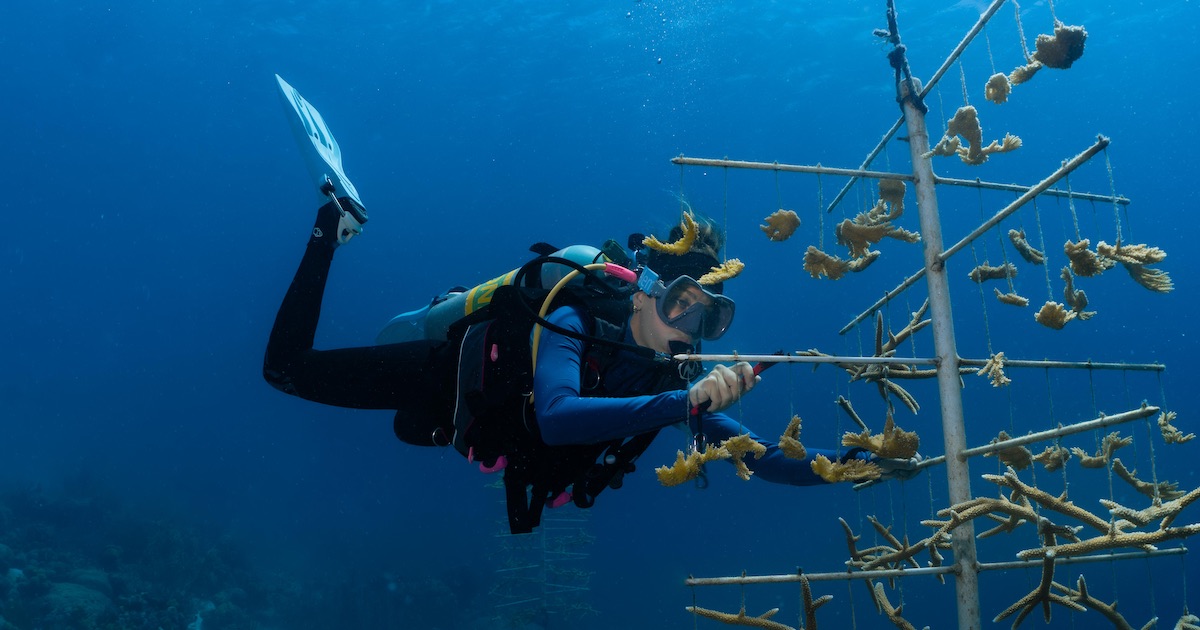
[898,79,981,629]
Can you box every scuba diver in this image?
[263,76,919,533]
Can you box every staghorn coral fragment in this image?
[698,258,745,285]
[1064,239,1115,277]
[798,575,833,630]
[976,352,1012,387]
[1123,262,1174,293]
[836,220,919,259]
[1009,60,1043,85]
[1159,411,1194,444]
[1052,575,1158,630]
[1096,241,1167,265]
[878,179,907,206]
[1009,228,1045,264]
[1176,613,1200,630]
[759,209,801,242]
[1033,445,1071,472]
[985,72,1011,104]
[1035,301,1077,330]
[841,413,919,459]
[869,581,923,630]
[1070,431,1132,468]
[655,443,729,486]
[984,430,1034,470]
[686,605,796,630]
[811,454,881,483]
[923,105,1021,165]
[1112,458,1184,501]
[779,415,808,460]
[643,211,697,255]
[994,287,1030,307]
[804,246,851,280]
[723,433,767,481]
[1033,22,1087,69]
[968,261,1017,283]
[848,250,881,273]
[1101,485,1200,530]
[1060,267,1096,320]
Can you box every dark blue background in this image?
[3,1,1197,628]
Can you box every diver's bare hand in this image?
[688,362,759,413]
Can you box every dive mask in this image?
[638,267,735,341]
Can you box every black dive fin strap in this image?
[504,471,539,535]
[573,430,660,509]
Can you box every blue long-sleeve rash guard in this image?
[532,306,836,486]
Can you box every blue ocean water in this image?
[2,0,1197,628]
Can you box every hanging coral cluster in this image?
[925,105,1022,165]
[804,179,919,280]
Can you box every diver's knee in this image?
[262,366,297,395]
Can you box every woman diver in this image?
[263,76,919,533]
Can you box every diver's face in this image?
[630,291,699,354]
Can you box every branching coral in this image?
[656,443,729,486]
[843,413,920,459]
[977,352,1012,387]
[1009,228,1046,264]
[699,258,745,285]
[760,209,801,242]
[1052,575,1157,630]
[1070,431,1131,468]
[1096,240,1174,292]
[799,575,833,630]
[836,220,919,259]
[723,433,767,481]
[879,179,907,205]
[994,288,1030,307]
[1060,267,1096,320]
[803,246,876,280]
[643,211,697,255]
[686,605,796,630]
[1034,301,1078,330]
[1009,60,1043,86]
[984,430,1034,470]
[1008,22,1087,86]
[779,415,808,460]
[1112,458,1185,501]
[1159,411,1194,444]
[985,72,1012,104]
[811,454,881,483]
[1064,239,1115,277]
[1033,445,1071,472]
[969,261,1018,283]
[1097,241,1167,265]
[924,105,1022,165]
[1124,263,1175,293]
[868,581,925,630]
[1033,22,1088,69]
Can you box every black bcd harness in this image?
[447,254,685,534]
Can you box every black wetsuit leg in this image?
[263,200,456,445]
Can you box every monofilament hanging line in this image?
[1013,0,1032,62]
[1064,171,1082,241]
[958,61,971,106]
[1103,147,1129,242]
[816,171,825,250]
[1031,196,1056,301]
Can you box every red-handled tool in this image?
[689,351,784,416]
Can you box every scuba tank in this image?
[377,245,615,344]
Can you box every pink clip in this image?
[479,455,507,474]
[604,263,638,284]
[547,491,572,509]
[490,344,499,362]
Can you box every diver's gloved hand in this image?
[688,362,759,414]
[872,452,924,482]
